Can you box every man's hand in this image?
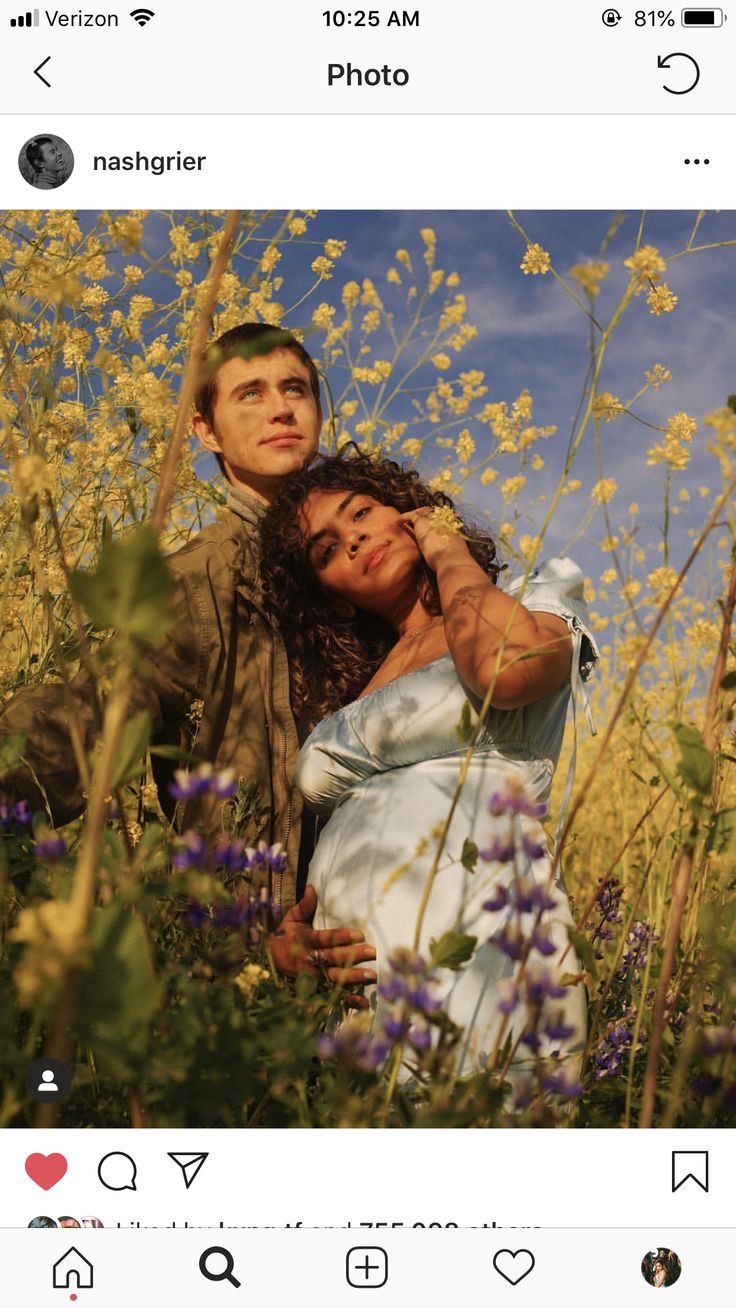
[267,886,377,1009]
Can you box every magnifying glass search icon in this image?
[199,1246,242,1288]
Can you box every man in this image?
[0,323,375,988]
[24,137,67,190]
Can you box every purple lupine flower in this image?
[700,1026,736,1055]
[497,979,520,1014]
[530,928,558,958]
[317,1027,385,1074]
[212,838,249,873]
[34,832,67,860]
[511,879,558,914]
[168,763,237,802]
[521,832,547,861]
[492,924,526,961]
[585,875,624,959]
[378,975,405,1004]
[520,1030,542,1052]
[172,830,208,870]
[542,1070,583,1099]
[480,836,516,864]
[591,1010,640,1079]
[524,967,566,1005]
[182,900,208,927]
[407,1025,432,1052]
[689,1072,721,1096]
[615,919,659,985]
[482,884,511,913]
[544,1014,577,1042]
[0,800,34,831]
[382,1016,407,1040]
[244,840,288,876]
[405,983,442,1016]
[488,781,548,820]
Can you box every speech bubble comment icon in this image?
[97,1152,137,1191]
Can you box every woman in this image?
[259,449,599,1076]
[652,1260,667,1287]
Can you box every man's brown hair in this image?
[194,323,322,478]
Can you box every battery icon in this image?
[682,7,725,22]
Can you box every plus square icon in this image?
[346,1247,389,1288]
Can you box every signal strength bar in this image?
[10,8,40,24]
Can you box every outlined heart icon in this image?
[25,1153,68,1190]
[493,1248,536,1285]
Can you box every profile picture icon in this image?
[18,134,74,189]
[641,1248,682,1288]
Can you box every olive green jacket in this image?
[0,488,302,911]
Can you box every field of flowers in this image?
[0,208,734,1127]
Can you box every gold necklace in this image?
[397,615,444,641]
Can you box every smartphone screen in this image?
[0,1,734,1301]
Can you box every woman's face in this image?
[298,489,421,612]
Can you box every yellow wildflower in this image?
[480,466,499,485]
[502,475,526,500]
[456,430,475,463]
[570,259,609,297]
[427,506,463,536]
[260,245,282,274]
[432,353,451,372]
[645,364,672,390]
[593,393,625,422]
[12,454,55,500]
[624,244,667,287]
[386,267,401,285]
[590,478,618,505]
[647,284,678,315]
[288,217,307,236]
[311,256,334,279]
[324,239,346,259]
[342,280,360,309]
[312,303,336,330]
[402,438,422,458]
[520,243,551,276]
[234,962,270,1002]
[667,413,697,442]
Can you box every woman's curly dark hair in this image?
[258,446,506,729]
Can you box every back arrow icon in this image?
[658,52,700,95]
[34,56,51,87]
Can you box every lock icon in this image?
[602,7,622,23]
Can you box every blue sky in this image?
[300,210,735,589]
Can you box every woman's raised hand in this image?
[398,508,469,572]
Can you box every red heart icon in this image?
[25,1153,68,1190]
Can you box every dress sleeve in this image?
[501,555,601,686]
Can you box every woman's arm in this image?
[402,512,573,709]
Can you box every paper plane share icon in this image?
[168,1151,209,1189]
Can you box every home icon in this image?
[53,1246,94,1289]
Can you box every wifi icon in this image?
[130,7,154,24]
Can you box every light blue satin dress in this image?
[297,558,600,1074]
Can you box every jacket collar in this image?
[226,484,268,536]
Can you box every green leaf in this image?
[705,807,736,858]
[77,901,163,1076]
[109,710,152,790]
[429,930,477,971]
[670,721,713,796]
[567,927,598,981]
[720,670,736,691]
[0,732,28,778]
[70,524,175,643]
[455,700,473,745]
[461,838,479,872]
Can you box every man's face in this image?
[193,348,321,502]
[39,141,63,173]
